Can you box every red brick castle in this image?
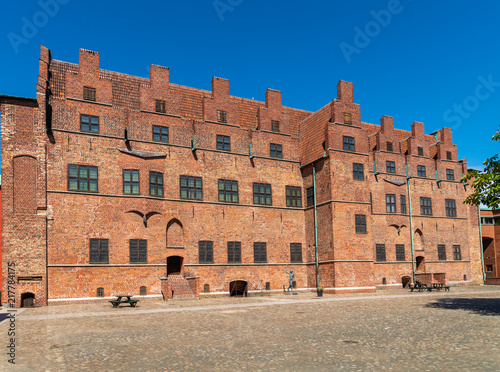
[1,46,483,306]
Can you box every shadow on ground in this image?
[426,298,500,316]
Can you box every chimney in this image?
[411,121,425,138]
[150,64,169,86]
[380,115,394,135]
[212,77,229,99]
[439,127,453,144]
[337,80,353,103]
[265,88,282,108]
[79,48,99,75]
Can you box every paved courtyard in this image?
[1,286,500,371]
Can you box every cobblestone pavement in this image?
[1,286,500,371]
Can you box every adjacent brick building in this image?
[481,208,500,284]
[1,46,484,306]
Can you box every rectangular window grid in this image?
[130,239,147,263]
[270,143,282,158]
[344,113,352,124]
[446,169,455,180]
[386,161,396,173]
[453,245,462,260]
[420,197,432,215]
[150,172,164,197]
[68,165,98,192]
[418,147,424,156]
[83,86,96,101]
[290,243,302,263]
[446,151,452,160]
[219,179,238,203]
[386,142,393,152]
[353,163,364,180]
[199,241,214,263]
[306,187,314,207]
[123,170,139,194]
[217,110,227,124]
[180,176,203,200]
[417,165,426,177]
[253,183,272,205]
[445,199,457,217]
[254,242,267,263]
[271,120,280,132]
[80,114,99,133]
[155,100,166,113]
[286,186,302,207]
[216,135,230,151]
[376,244,386,262]
[343,136,355,151]
[396,244,405,261]
[355,214,367,234]
[227,241,241,263]
[438,245,447,261]
[153,125,169,142]
[90,239,109,264]
[400,195,407,214]
[386,194,396,213]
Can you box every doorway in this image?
[229,280,248,297]
[167,256,183,276]
[416,256,425,273]
[21,292,35,308]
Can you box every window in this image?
[80,114,99,133]
[446,151,452,160]
[446,169,455,180]
[123,170,139,195]
[83,86,96,101]
[420,197,432,215]
[386,194,396,213]
[217,110,227,124]
[486,265,493,272]
[343,136,355,151]
[204,284,210,293]
[218,179,238,203]
[155,99,166,113]
[286,186,302,207]
[227,241,241,263]
[130,240,147,263]
[400,195,407,214]
[270,143,282,158]
[271,120,280,132]
[353,163,364,180]
[386,161,396,173]
[153,125,169,142]
[290,243,302,263]
[265,282,271,291]
[68,165,98,192]
[306,187,314,207]
[90,239,109,264]
[216,135,230,151]
[199,241,214,263]
[438,245,447,260]
[344,113,352,125]
[150,172,164,197]
[453,245,462,260]
[396,244,405,261]
[254,242,267,263]
[418,147,424,156]
[355,214,367,234]
[417,165,426,177]
[140,286,147,295]
[445,199,457,217]
[180,176,203,200]
[376,244,386,262]
[253,183,272,205]
[386,141,393,152]
[97,287,104,297]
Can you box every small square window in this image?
[83,86,96,101]
[290,243,302,263]
[80,114,99,133]
[386,142,393,152]
[228,241,242,263]
[353,163,364,180]
[219,179,239,203]
[153,125,169,143]
[217,135,230,151]
[376,244,386,262]
[343,136,355,151]
[418,147,424,156]
[445,199,457,217]
[123,170,140,195]
[90,239,109,264]
[150,172,164,197]
[446,151,452,160]
[68,165,98,192]
[355,214,367,234]
[155,100,166,113]
[344,113,352,125]
[417,165,426,177]
[180,175,203,200]
[446,169,455,180]
[420,197,432,215]
[130,239,147,263]
[386,194,396,213]
[199,241,214,263]
[438,245,447,261]
[386,161,396,173]
[270,143,282,158]
[204,284,210,293]
[217,110,227,124]
[396,244,405,261]
[453,245,461,260]
[271,120,280,133]
[253,183,272,205]
[140,286,147,295]
[486,265,493,272]
[254,242,267,263]
[286,186,302,207]
[97,287,104,297]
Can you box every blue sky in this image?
[1,0,499,171]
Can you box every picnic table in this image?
[109,295,139,308]
[409,282,450,292]
[430,283,450,291]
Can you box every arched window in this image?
[97,287,104,297]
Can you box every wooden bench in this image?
[431,283,450,291]
[109,295,139,308]
[409,283,432,292]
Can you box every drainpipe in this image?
[478,206,486,284]
[406,165,416,284]
[313,163,319,288]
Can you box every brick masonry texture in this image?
[0,46,483,306]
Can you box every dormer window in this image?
[217,110,227,124]
[417,147,424,156]
[155,100,166,113]
[83,87,96,101]
[343,113,352,125]
[446,151,452,160]
[271,120,280,133]
[386,142,393,152]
